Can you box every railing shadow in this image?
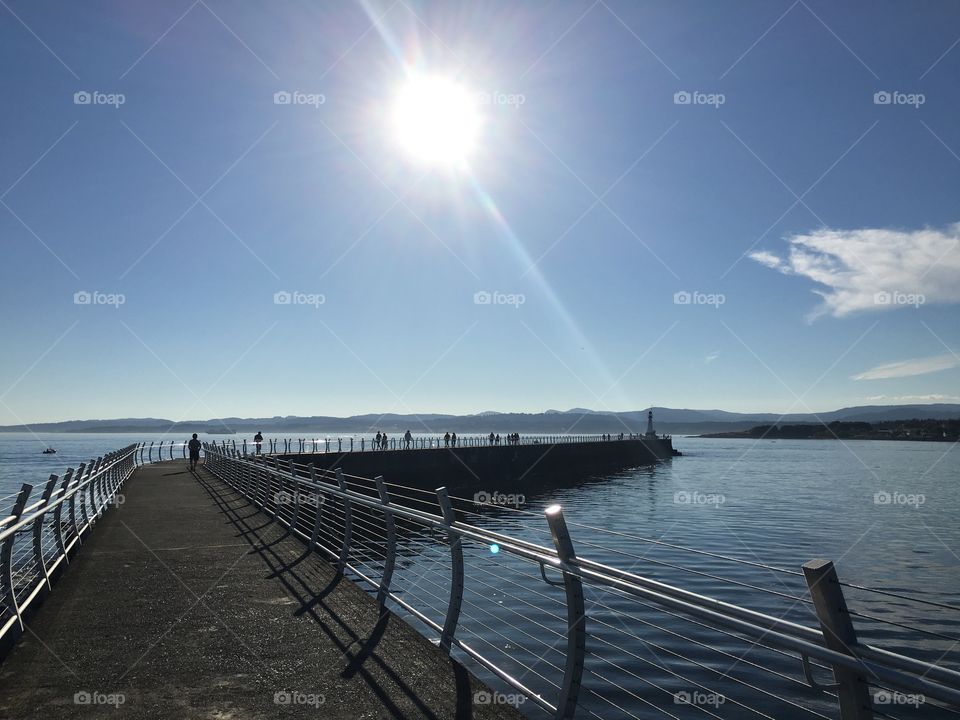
[193,469,479,720]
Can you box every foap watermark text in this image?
[474,490,526,508]
[274,291,325,308]
[74,290,125,308]
[674,290,725,308]
[474,290,525,308]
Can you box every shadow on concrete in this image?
[193,471,487,720]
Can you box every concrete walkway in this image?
[0,461,524,719]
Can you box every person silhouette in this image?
[188,433,201,471]
[254,431,263,455]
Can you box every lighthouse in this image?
[646,409,655,437]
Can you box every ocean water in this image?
[1,433,957,718]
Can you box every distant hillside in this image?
[702,419,960,442]
[2,404,959,435]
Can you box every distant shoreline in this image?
[700,419,958,443]
[699,433,955,442]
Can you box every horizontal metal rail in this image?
[202,446,960,719]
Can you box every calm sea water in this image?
[2,433,958,718]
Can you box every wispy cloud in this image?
[852,353,960,381]
[750,223,960,319]
[705,351,720,364]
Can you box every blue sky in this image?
[1,0,959,424]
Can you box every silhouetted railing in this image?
[202,432,672,456]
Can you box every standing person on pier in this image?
[451,432,457,447]
[404,429,412,449]
[188,433,201,471]
[375,431,382,450]
[254,431,263,455]
[444,432,450,447]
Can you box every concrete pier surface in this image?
[0,461,523,719]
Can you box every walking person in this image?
[188,433,201,471]
[375,431,382,450]
[404,429,412,449]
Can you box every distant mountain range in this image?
[3,404,960,435]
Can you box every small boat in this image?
[42,447,57,454]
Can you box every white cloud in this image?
[705,351,720,364]
[750,223,960,319]
[852,353,960,380]
[748,250,785,270]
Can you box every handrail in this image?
[0,444,139,647]
[202,445,960,719]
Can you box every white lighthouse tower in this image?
[646,409,655,437]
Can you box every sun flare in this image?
[390,74,481,167]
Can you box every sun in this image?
[390,74,481,167]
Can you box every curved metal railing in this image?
[0,444,139,646]
[202,444,960,720]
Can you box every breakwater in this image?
[271,436,677,495]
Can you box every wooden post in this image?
[803,559,873,720]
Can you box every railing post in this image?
[307,464,323,552]
[71,462,87,542]
[374,476,395,606]
[545,505,586,720]
[88,457,102,518]
[95,458,110,515]
[33,475,59,590]
[289,462,302,530]
[240,455,251,498]
[270,457,283,519]
[803,559,874,720]
[53,469,74,562]
[335,469,352,575]
[257,457,268,508]
[1,484,33,632]
[436,487,464,654]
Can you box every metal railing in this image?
[138,440,191,463]
[0,444,139,647]
[204,432,671,456]
[202,444,960,720]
